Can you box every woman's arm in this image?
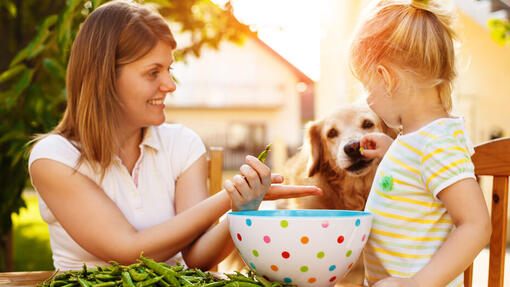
[30,156,231,264]
[374,178,491,287]
[31,155,321,267]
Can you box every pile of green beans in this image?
[38,254,293,287]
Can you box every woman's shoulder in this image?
[29,134,80,168]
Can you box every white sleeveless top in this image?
[29,124,206,270]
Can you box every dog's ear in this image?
[305,120,323,177]
[381,120,400,139]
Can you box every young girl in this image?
[28,0,321,271]
[349,0,491,286]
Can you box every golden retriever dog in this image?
[219,103,397,285]
[277,103,397,285]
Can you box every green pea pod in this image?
[49,280,68,287]
[77,278,89,287]
[255,275,272,287]
[139,256,180,286]
[128,268,149,281]
[257,144,271,163]
[224,282,261,287]
[122,271,136,287]
[136,275,164,287]
[93,282,117,287]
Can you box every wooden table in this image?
[0,271,364,286]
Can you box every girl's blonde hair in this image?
[52,0,176,177]
[349,0,457,112]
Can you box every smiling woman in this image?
[27,0,321,272]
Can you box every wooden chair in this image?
[208,147,224,196]
[464,137,510,287]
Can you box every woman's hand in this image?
[224,155,322,211]
[224,155,271,211]
[373,277,420,287]
[360,132,394,159]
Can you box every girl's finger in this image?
[360,149,379,159]
[264,184,322,200]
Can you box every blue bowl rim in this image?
[228,209,372,218]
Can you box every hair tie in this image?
[411,0,428,8]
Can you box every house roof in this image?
[251,37,315,86]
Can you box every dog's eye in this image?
[362,120,374,129]
[327,128,338,138]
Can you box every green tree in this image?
[0,0,253,271]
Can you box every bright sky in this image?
[213,0,321,81]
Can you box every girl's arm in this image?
[374,178,491,287]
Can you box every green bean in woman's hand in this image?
[256,144,271,163]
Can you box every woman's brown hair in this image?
[52,0,176,177]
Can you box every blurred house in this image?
[164,37,314,171]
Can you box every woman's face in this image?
[116,41,176,130]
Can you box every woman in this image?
[29,0,321,271]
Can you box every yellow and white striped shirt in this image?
[364,117,475,287]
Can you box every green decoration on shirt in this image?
[380,175,393,192]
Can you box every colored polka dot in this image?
[250,262,256,270]
[252,250,259,257]
[355,219,361,227]
[362,234,366,242]
[263,235,271,243]
[308,277,317,283]
[321,221,329,228]
[329,276,337,282]
[237,233,242,241]
[346,250,352,257]
[270,265,279,271]
[282,251,290,259]
[280,220,288,228]
[329,265,336,271]
[316,251,325,259]
[300,266,309,272]
[284,278,292,283]
[300,236,309,244]
[246,218,252,226]
[337,235,344,244]
[348,263,354,269]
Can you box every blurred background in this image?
[1,0,509,284]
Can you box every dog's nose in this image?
[344,140,362,159]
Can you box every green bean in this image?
[135,275,164,287]
[76,278,89,287]
[224,282,262,287]
[255,276,271,287]
[49,280,68,287]
[93,282,117,287]
[128,268,149,281]
[203,282,227,287]
[121,271,136,287]
[140,256,180,286]
[256,144,271,163]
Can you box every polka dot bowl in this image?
[227,209,373,287]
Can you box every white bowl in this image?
[227,209,373,287]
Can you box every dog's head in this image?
[305,103,397,178]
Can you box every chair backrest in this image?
[208,146,224,195]
[464,137,510,287]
